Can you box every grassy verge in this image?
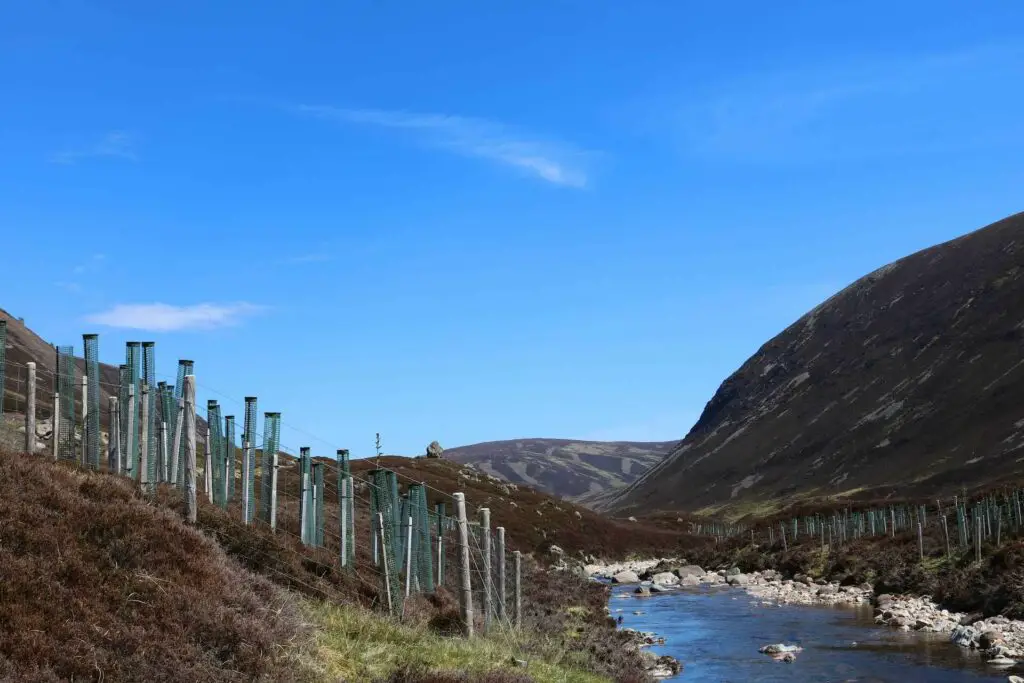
[305,599,608,683]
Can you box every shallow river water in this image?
[611,584,1021,682]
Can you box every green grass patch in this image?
[305,600,610,683]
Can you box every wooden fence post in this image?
[338,454,348,565]
[160,412,169,483]
[125,385,135,476]
[454,492,474,637]
[270,448,279,531]
[299,449,310,545]
[481,507,492,633]
[80,374,88,466]
[170,398,184,486]
[918,522,924,560]
[513,550,522,628]
[24,362,36,454]
[183,375,197,524]
[780,522,788,551]
[204,428,213,502]
[109,396,120,473]
[405,512,414,598]
[976,514,982,563]
[241,440,251,524]
[497,526,507,623]
[52,393,60,460]
[942,515,951,558]
[376,512,394,616]
[139,383,150,493]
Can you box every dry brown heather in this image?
[0,449,665,682]
[0,450,309,683]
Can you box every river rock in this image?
[981,630,1006,649]
[759,643,803,655]
[649,583,672,593]
[987,656,1016,667]
[679,574,701,586]
[613,571,640,584]
[675,565,705,578]
[634,585,651,596]
[951,624,979,648]
[651,572,680,586]
[1008,676,1023,683]
[726,566,742,576]
[727,573,750,586]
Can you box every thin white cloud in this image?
[86,302,266,332]
[50,131,137,165]
[672,44,1024,163]
[295,105,590,188]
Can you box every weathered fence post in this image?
[139,383,151,493]
[183,375,197,523]
[436,503,446,586]
[204,428,213,502]
[405,510,414,598]
[455,492,474,637]
[976,514,982,563]
[780,522,788,551]
[314,462,325,546]
[942,514,951,558]
[481,507,492,633]
[918,522,924,560]
[497,526,507,623]
[80,374,88,466]
[299,448,311,545]
[24,362,36,454]
[377,512,394,616]
[125,385,135,475]
[241,439,251,524]
[338,450,348,566]
[170,398,184,486]
[109,396,120,473]
[513,550,522,628]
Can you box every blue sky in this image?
[2,1,1023,457]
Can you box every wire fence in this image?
[0,334,525,637]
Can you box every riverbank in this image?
[587,555,1024,672]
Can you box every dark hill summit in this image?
[609,211,1024,519]
[443,438,675,504]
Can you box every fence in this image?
[0,332,525,637]
[687,489,1024,564]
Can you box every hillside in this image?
[443,438,675,504]
[609,211,1024,519]
[0,307,207,452]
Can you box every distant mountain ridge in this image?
[443,437,676,504]
[608,211,1024,519]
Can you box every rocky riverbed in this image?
[588,558,1024,676]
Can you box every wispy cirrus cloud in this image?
[85,302,266,332]
[671,44,1024,164]
[294,105,591,188]
[50,131,137,165]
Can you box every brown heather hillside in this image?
[0,451,309,682]
[443,439,674,505]
[610,211,1024,519]
[0,447,685,682]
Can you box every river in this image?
[611,584,1020,682]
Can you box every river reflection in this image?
[611,585,1019,682]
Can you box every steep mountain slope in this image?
[609,211,1024,518]
[443,438,675,503]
